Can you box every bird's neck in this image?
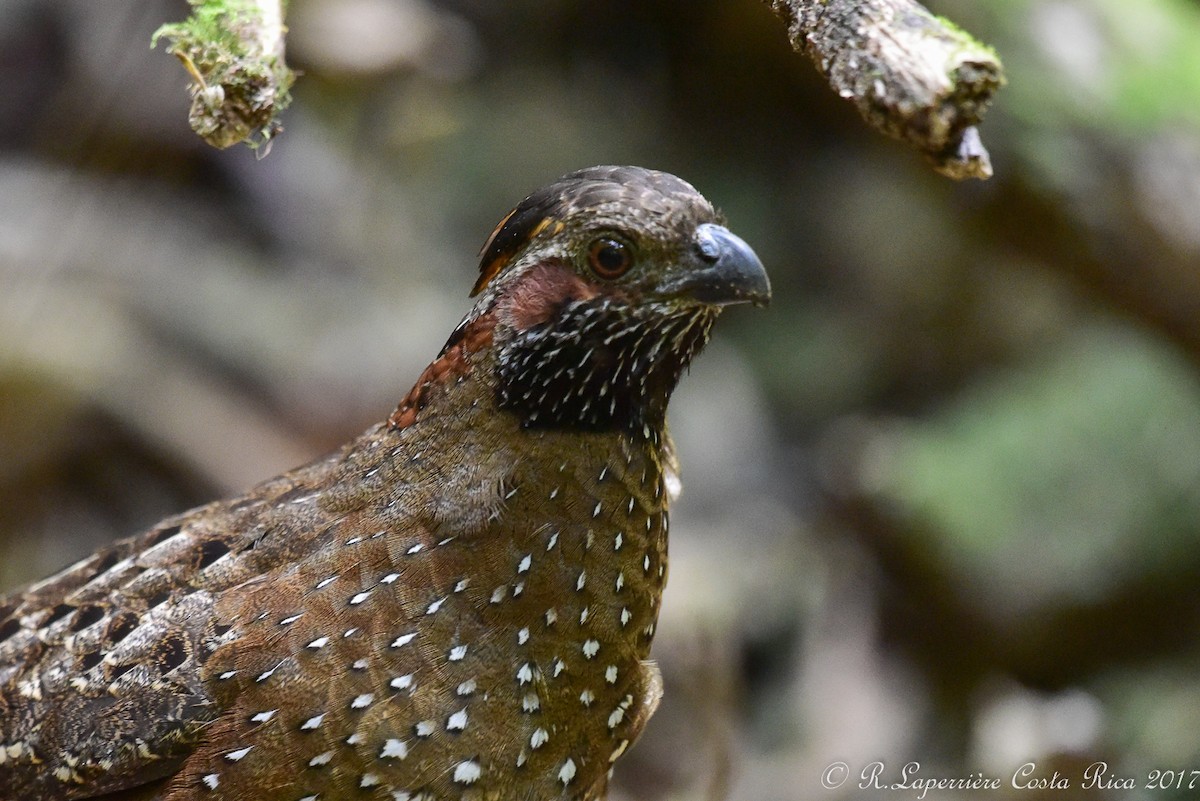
[493,296,717,434]
[367,308,678,536]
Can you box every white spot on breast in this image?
[256,661,284,682]
[350,693,374,709]
[553,658,566,677]
[380,739,408,759]
[390,674,414,690]
[309,751,334,767]
[456,678,477,696]
[300,714,325,731]
[517,663,533,684]
[549,486,560,500]
[360,773,381,788]
[522,692,540,712]
[447,708,469,730]
[454,760,482,785]
[582,640,600,659]
[454,578,470,592]
[608,707,625,728]
[513,581,525,597]
[605,665,618,684]
[218,670,238,680]
[615,572,625,591]
[576,571,587,591]
[343,627,359,638]
[580,689,595,706]
[381,573,400,584]
[614,533,623,550]
[425,597,446,615]
[559,758,577,785]
[250,709,277,723]
[643,554,651,572]
[352,658,369,671]
[415,720,435,737]
[545,608,558,625]
[448,645,468,661]
[346,732,364,746]
[620,607,631,626]
[531,727,549,748]
[202,773,219,790]
[517,554,532,573]
[593,502,602,518]
[517,627,530,645]
[349,591,371,606]
[579,606,590,625]
[346,536,363,546]
[306,637,330,650]
[391,632,417,648]
[406,543,424,555]
[224,746,253,762]
[490,585,507,603]
[279,613,303,625]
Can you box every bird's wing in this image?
[0,457,353,801]
[0,521,218,801]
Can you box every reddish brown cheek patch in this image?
[387,313,497,430]
[499,260,600,330]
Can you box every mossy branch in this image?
[763,0,1005,179]
[153,0,293,151]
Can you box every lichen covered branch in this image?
[765,0,1005,179]
[153,0,293,150]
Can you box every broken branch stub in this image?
[766,0,1005,179]
[153,0,293,151]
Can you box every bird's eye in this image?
[587,237,632,279]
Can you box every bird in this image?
[0,165,769,801]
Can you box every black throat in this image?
[495,298,715,433]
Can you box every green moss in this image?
[934,13,1004,66]
[153,0,293,150]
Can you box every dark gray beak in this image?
[659,223,771,306]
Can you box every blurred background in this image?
[3,0,1200,798]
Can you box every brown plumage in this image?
[0,165,769,801]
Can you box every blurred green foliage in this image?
[880,323,1200,612]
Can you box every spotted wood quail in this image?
[0,165,769,801]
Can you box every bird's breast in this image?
[184,429,672,800]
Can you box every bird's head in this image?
[445,166,769,434]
